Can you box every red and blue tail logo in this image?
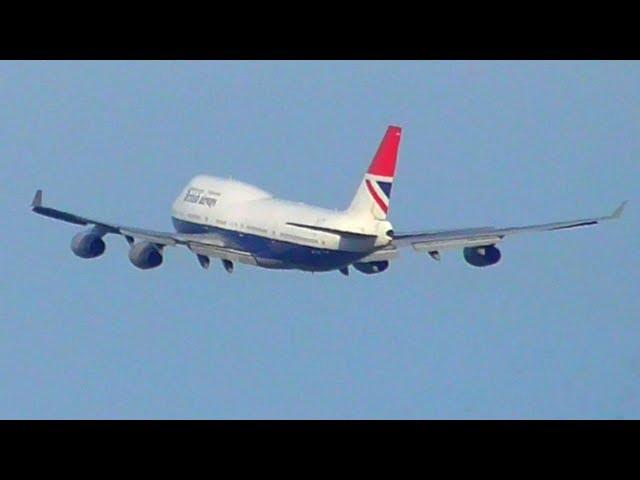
[365,177,393,215]
[348,125,401,220]
[364,126,401,216]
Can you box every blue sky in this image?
[0,61,638,418]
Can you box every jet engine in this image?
[352,260,389,274]
[70,230,106,259]
[128,241,163,270]
[463,245,501,267]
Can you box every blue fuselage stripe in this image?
[171,217,371,271]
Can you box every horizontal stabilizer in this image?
[286,222,378,238]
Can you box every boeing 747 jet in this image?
[31,126,625,275]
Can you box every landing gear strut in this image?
[428,251,441,261]
[197,254,210,269]
[222,259,234,274]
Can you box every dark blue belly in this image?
[172,217,369,271]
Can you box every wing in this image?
[30,189,257,265]
[392,202,627,253]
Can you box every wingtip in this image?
[31,189,42,208]
[611,200,627,219]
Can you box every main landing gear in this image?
[197,254,210,269]
[196,255,234,273]
[222,259,234,274]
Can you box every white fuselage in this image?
[169,175,395,271]
[171,175,393,251]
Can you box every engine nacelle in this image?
[352,260,389,274]
[128,242,163,270]
[70,231,106,259]
[463,245,501,267]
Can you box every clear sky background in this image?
[0,61,638,419]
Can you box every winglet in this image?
[31,189,43,208]
[611,201,627,219]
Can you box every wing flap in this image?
[357,246,399,263]
[187,243,258,265]
[32,205,91,227]
[119,228,178,246]
[410,235,504,252]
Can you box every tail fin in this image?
[347,125,401,221]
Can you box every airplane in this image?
[31,125,626,276]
